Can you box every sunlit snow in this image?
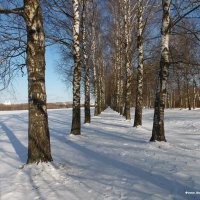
[1,107,200,200]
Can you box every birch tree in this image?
[90,4,99,116]
[133,0,156,126]
[150,0,171,142]
[123,0,132,120]
[0,0,52,163]
[82,0,91,123]
[71,0,82,135]
[110,0,125,114]
[134,0,144,127]
[89,1,106,116]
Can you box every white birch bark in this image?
[0,0,53,163]
[101,60,106,110]
[71,0,81,135]
[124,0,131,120]
[91,18,99,116]
[82,0,91,123]
[193,79,197,109]
[134,0,144,127]
[150,0,171,142]
[119,4,125,115]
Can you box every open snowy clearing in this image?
[0,107,200,200]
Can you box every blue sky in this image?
[0,47,73,104]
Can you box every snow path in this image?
[1,107,200,199]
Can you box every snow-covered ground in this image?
[1,107,200,200]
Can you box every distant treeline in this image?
[0,103,73,111]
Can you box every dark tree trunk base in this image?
[94,107,99,116]
[27,157,53,164]
[84,114,91,123]
[133,123,141,128]
[150,135,167,142]
[119,107,123,115]
[84,105,91,123]
[125,107,131,120]
[84,118,91,124]
[71,129,81,135]
[133,116,142,127]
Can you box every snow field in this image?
[1,107,200,200]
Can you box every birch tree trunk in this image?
[176,72,183,108]
[150,0,171,142]
[82,0,91,123]
[97,62,102,114]
[111,62,117,110]
[124,0,131,120]
[193,79,197,109]
[0,0,53,163]
[186,81,191,110]
[99,60,104,112]
[25,0,52,163]
[134,0,144,127]
[119,8,125,115]
[91,18,99,116]
[115,13,121,113]
[101,61,106,110]
[71,0,81,135]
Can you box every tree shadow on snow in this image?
[0,122,27,163]
[65,139,196,199]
